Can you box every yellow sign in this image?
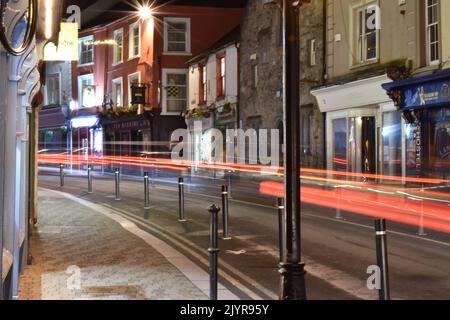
[44,22,79,61]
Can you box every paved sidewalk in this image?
[18,189,230,300]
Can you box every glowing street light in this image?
[138,3,152,20]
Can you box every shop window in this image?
[79,35,94,66]
[162,69,188,114]
[354,3,378,64]
[129,21,141,60]
[333,118,348,171]
[164,17,191,54]
[382,111,402,177]
[431,121,450,173]
[426,0,440,65]
[113,28,124,65]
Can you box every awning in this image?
[70,115,100,128]
[311,74,392,113]
[39,106,68,129]
[382,69,450,111]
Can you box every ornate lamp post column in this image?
[279,0,307,300]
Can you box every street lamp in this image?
[138,2,152,20]
[279,0,307,300]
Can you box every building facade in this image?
[239,0,325,167]
[383,0,450,180]
[39,61,72,154]
[71,4,244,162]
[312,0,450,180]
[186,27,240,164]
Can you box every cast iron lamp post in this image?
[279,0,308,300]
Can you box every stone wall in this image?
[239,0,325,168]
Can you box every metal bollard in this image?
[336,186,343,220]
[87,165,93,194]
[375,219,390,300]
[221,186,231,240]
[178,177,186,222]
[417,183,427,236]
[115,168,121,201]
[208,204,220,300]
[144,172,150,209]
[277,197,286,263]
[227,170,233,199]
[59,164,65,187]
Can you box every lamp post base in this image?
[279,262,307,300]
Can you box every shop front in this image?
[38,105,69,153]
[383,70,450,180]
[312,74,404,177]
[69,115,103,168]
[103,115,151,158]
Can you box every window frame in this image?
[128,72,141,106]
[113,28,124,66]
[45,73,61,106]
[112,77,124,108]
[198,64,207,105]
[128,21,141,60]
[163,17,191,55]
[162,68,189,115]
[352,2,379,66]
[77,73,95,109]
[216,53,226,99]
[78,35,94,67]
[425,0,440,66]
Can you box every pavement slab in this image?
[18,189,221,300]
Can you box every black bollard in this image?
[221,186,231,240]
[277,197,286,263]
[87,165,93,194]
[208,204,220,300]
[144,172,150,209]
[59,164,64,187]
[178,177,186,222]
[115,168,121,201]
[375,219,390,300]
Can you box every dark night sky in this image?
[63,0,247,28]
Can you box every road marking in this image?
[42,188,273,300]
[303,213,450,248]
[98,202,277,300]
[156,184,450,248]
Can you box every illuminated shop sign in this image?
[44,22,79,61]
[383,71,450,110]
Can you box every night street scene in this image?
[1,0,450,312]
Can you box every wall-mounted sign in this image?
[44,22,79,61]
[82,85,96,108]
[383,71,450,110]
[131,84,147,105]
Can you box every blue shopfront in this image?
[383,70,450,179]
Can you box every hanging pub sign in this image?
[131,83,147,105]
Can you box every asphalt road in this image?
[37,171,450,300]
